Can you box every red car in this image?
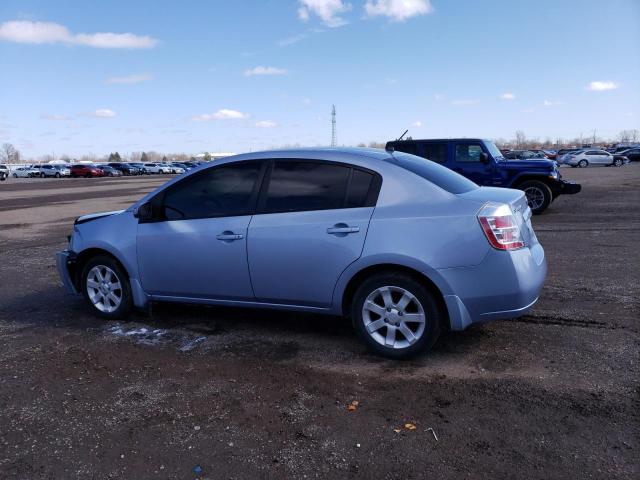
[70,164,105,178]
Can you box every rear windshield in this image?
[385,152,478,194]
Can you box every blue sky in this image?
[0,0,638,158]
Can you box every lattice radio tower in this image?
[331,104,337,147]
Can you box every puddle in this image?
[104,323,208,352]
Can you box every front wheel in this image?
[13,173,18,178]
[40,173,45,178]
[81,255,132,319]
[55,172,61,178]
[520,180,553,214]
[613,158,623,167]
[351,273,443,359]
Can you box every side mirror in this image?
[480,152,490,164]
[133,202,154,222]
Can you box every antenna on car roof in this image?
[386,129,408,152]
[397,129,408,141]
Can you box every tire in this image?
[40,173,45,178]
[351,272,443,359]
[613,158,623,167]
[81,255,133,320]
[55,172,61,178]
[13,173,18,178]
[519,180,553,215]
[578,159,588,168]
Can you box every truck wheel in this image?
[578,159,588,168]
[351,272,443,359]
[519,180,552,215]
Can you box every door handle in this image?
[216,231,244,241]
[327,224,360,235]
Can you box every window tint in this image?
[391,142,417,155]
[162,161,262,220]
[455,144,483,162]
[346,169,374,208]
[261,161,350,213]
[422,143,447,164]
[385,152,478,194]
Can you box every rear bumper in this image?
[56,250,79,295]
[438,243,547,331]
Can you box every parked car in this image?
[70,164,105,178]
[165,163,185,174]
[385,138,580,214]
[12,166,40,178]
[38,164,68,178]
[143,163,173,174]
[617,147,640,162]
[612,154,630,166]
[504,150,548,160]
[96,165,123,177]
[107,163,141,176]
[561,149,623,167]
[56,148,546,359]
[172,162,194,172]
[0,164,9,181]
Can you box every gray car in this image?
[562,149,622,167]
[56,148,546,358]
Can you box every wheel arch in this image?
[509,173,554,189]
[72,247,130,291]
[338,262,450,329]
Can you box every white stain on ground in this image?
[105,323,207,351]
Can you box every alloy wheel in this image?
[86,265,123,313]
[362,286,426,349]
[524,186,545,211]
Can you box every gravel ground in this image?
[0,166,638,479]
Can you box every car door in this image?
[451,142,494,185]
[136,160,265,299]
[247,160,381,307]
[598,151,613,164]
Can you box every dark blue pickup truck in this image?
[385,138,581,214]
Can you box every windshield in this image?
[385,152,478,194]
[483,140,504,161]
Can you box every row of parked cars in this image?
[2,161,207,180]
[500,146,639,167]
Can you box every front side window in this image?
[162,161,262,220]
[260,161,350,213]
[455,144,484,163]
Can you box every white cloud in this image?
[365,0,433,21]
[191,109,249,121]
[298,0,352,27]
[0,20,158,49]
[41,113,70,121]
[543,99,563,107]
[244,66,287,76]
[587,80,619,91]
[411,120,422,127]
[92,109,116,118]
[106,73,153,84]
[255,120,278,128]
[277,34,307,46]
[500,92,516,100]
[451,99,479,106]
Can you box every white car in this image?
[562,149,621,167]
[12,166,39,178]
[38,164,68,177]
[144,163,173,174]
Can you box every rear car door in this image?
[136,161,265,299]
[247,160,381,307]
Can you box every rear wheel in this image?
[81,255,132,319]
[351,273,443,359]
[519,180,552,215]
[578,159,588,168]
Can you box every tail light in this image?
[478,203,524,250]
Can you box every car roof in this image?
[229,147,395,166]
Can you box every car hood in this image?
[500,159,555,169]
[75,210,124,225]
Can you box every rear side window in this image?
[259,161,380,214]
[260,161,350,213]
[162,161,262,220]
[385,152,478,194]
[422,143,447,164]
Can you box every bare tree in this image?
[514,131,526,149]
[0,143,18,163]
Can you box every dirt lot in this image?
[1,166,639,479]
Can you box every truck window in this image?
[423,144,447,164]
[454,144,483,163]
